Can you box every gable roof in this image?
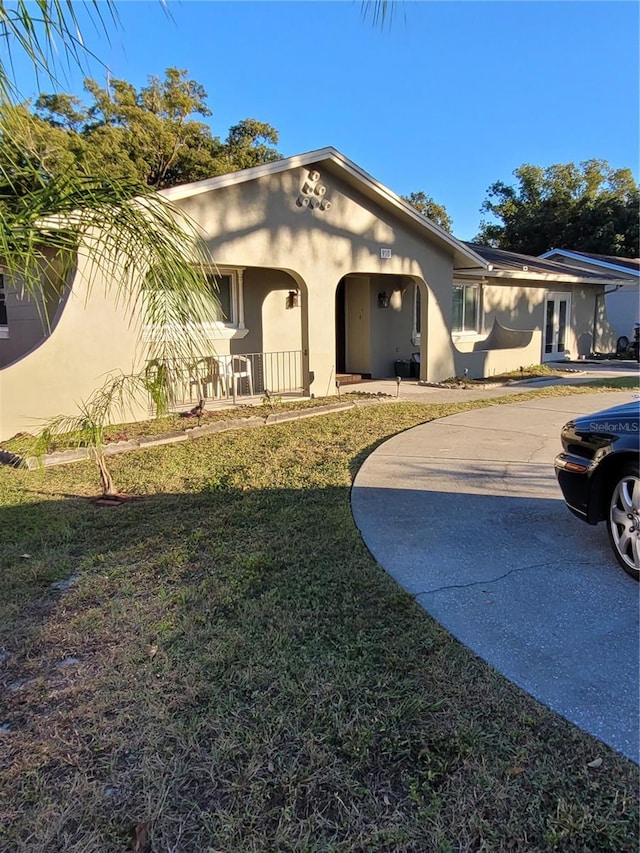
[540,249,640,277]
[160,147,487,270]
[457,243,629,285]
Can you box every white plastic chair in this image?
[196,357,228,400]
[225,355,254,399]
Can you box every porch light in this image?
[378,291,391,309]
[286,290,300,309]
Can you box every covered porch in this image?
[150,349,305,411]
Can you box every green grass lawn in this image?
[0,386,638,852]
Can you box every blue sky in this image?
[11,1,640,240]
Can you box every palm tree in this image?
[0,2,225,494]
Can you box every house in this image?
[540,249,639,343]
[451,244,624,373]
[0,148,625,441]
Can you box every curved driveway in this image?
[351,391,639,762]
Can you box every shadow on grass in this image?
[1,478,638,852]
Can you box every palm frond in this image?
[0,0,118,100]
[360,0,403,30]
[0,134,222,365]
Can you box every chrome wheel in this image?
[607,466,640,580]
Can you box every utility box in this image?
[394,359,412,379]
[410,352,420,378]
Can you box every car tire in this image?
[606,463,640,581]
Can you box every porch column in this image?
[237,267,246,330]
[304,279,339,398]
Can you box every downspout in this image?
[592,285,622,355]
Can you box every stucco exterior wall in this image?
[481,280,611,359]
[542,255,639,339]
[602,286,640,340]
[368,274,417,377]
[245,267,302,357]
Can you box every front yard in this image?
[0,384,638,852]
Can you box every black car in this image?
[555,400,640,580]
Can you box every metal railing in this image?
[146,350,304,408]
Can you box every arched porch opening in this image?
[335,273,427,381]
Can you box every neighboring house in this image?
[540,249,640,343]
[0,148,626,440]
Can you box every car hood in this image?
[572,400,640,432]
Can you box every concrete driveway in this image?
[351,391,639,762]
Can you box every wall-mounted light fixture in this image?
[378,291,391,309]
[286,290,300,309]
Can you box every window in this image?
[207,273,234,323]
[143,267,248,343]
[412,283,421,345]
[452,283,480,333]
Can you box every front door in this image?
[543,292,571,361]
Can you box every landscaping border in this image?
[1,400,379,470]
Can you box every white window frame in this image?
[201,267,247,337]
[143,266,248,343]
[452,281,482,337]
[0,274,8,339]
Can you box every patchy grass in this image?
[0,390,638,852]
[479,363,566,383]
[2,377,637,460]
[579,376,639,391]
[441,364,566,385]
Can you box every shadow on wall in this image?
[453,320,542,379]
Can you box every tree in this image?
[475,160,639,257]
[31,68,281,189]
[402,191,453,232]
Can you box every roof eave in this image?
[454,268,630,285]
[540,249,640,278]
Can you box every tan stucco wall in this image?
[343,274,418,378]
[543,256,639,339]
[368,274,418,377]
[242,267,302,357]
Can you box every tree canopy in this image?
[475,160,639,257]
[401,191,453,232]
[4,67,282,191]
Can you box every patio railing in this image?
[146,350,305,408]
